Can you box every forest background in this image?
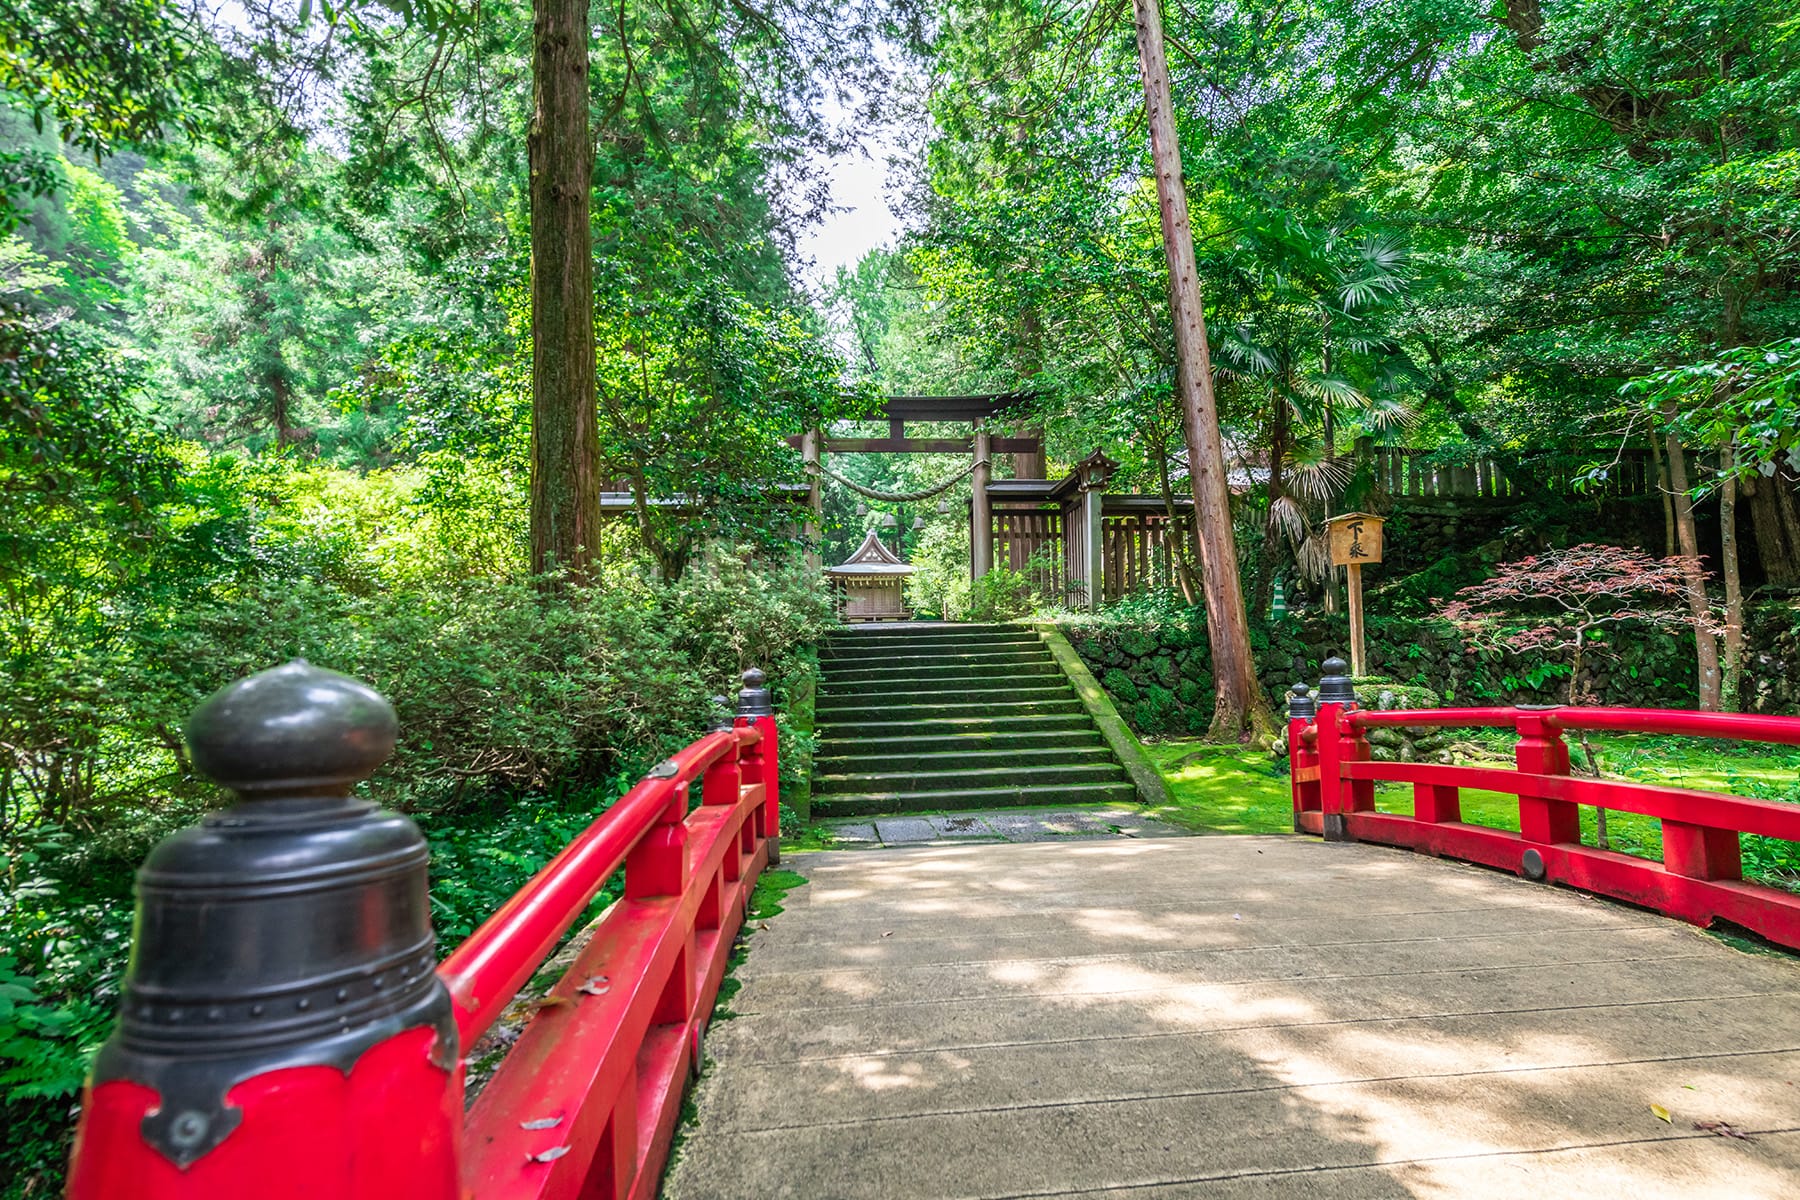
[4,0,1800,1192]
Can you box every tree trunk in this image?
[1648,431,1675,557]
[1661,423,1722,709]
[1743,467,1800,588]
[1131,0,1272,740]
[1252,393,1288,620]
[1720,441,1744,710]
[528,0,601,581]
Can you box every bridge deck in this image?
[665,836,1800,1199]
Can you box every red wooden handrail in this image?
[454,707,779,1200]
[1349,703,1800,745]
[1290,689,1800,952]
[439,726,756,1046]
[67,662,783,1200]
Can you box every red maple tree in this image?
[1439,544,1715,706]
[1440,544,1720,848]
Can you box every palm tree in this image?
[1214,226,1420,617]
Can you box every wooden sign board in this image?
[1327,512,1384,566]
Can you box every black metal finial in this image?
[736,667,773,718]
[92,660,453,1167]
[1317,656,1356,706]
[186,659,397,795]
[1287,682,1316,720]
[709,694,734,731]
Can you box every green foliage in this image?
[0,0,200,225]
[968,561,1035,621]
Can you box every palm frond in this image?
[1284,452,1350,503]
[1268,493,1309,542]
[1296,532,1333,583]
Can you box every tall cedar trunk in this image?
[1721,442,1743,710]
[1132,0,1272,739]
[528,0,601,580]
[1661,422,1722,709]
[1744,467,1800,587]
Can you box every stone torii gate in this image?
[792,394,1181,610]
[790,392,1041,580]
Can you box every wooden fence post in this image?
[971,425,993,588]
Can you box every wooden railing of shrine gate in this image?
[1287,658,1800,951]
[67,660,781,1200]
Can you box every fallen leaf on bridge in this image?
[1693,1121,1753,1141]
[1649,1104,1671,1123]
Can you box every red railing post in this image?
[625,778,691,902]
[1513,709,1580,853]
[734,667,781,864]
[1286,684,1320,832]
[1662,822,1743,881]
[1313,657,1369,841]
[67,661,461,1200]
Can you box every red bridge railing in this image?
[66,661,781,1200]
[1287,657,1800,951]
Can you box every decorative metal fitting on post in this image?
[1287,683,1316,721]
[709,694,735,732]
[88,660,455,1167]
[1316,656,1357,707]
[736,667,774,718]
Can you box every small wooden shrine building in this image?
[826,529,915,621]
[793,395,1190,610]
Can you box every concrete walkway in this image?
[665,835,1800,1199]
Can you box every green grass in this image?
[1144,741,1294,834]
[1146,731,1800,892]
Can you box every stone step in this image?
[812,780,1137,818]
[819,680,1073,707]
[820,646,1052,668]
[817,698,1086,726]
[823,631,1041,653]
[813,754,1123,794]
[816,713,1099,740]
[822,661,1063,687]
[815,763,1129,797]
[827,623,1025,638]
[816,730,1108,758]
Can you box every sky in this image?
[797,145,903,286]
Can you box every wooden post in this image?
[1326,513,1384,680]
[1083,487,1104,609]
[801,429,822,573]
[971,424,992,586]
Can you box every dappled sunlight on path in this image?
[665,837,1800,1199]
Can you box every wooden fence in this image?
[986,501,1180,605]
[993,509,1067,600]
[1100,510,1174,601]
[1374,447,1655,500]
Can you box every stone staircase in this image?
[812,624,1135,817]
